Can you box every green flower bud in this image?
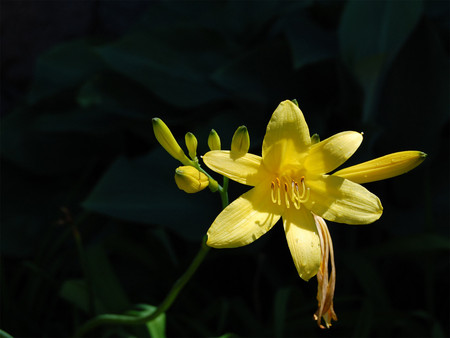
[208,129,221,151]
[185,132,198,160]
[231,125,250,155]
[311,133,320,145]
[174,166,209,193]
[152,118,191,165]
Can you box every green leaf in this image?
[85,244,131,314]
[96,28,227,108]
[0,329,14,338]
[59,279,107,314]
[212,39,293,104]
[273,287,290,337]
[82,148,221,240]
[28,39,105,103]
[144,307,166,338]
[339,0,423,123]
[366,234,450,258]
[282,10,338,69]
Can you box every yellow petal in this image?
[283,207,321,281]
[262,100,311,172]
[206,182,283,248]
[305,131,363,174]
[203,151,267,186]
[333,151,427,184]
[304,175,383,224]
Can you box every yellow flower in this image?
[174,166,209,193]
[203,100,385,280]
[202,99,426,328]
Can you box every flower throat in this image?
[270,175,310,209]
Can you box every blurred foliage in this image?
[1,1,449,337]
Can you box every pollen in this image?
[270,175,310,209]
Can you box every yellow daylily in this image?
[203,100,426,328]
[203,100,383,281]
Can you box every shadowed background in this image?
[1,1,449,337]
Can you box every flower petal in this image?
[203,151,267,186]
[305,131,363,174]
[304,175,383,224]
[333,151,427,184]
[283,207,321,281]
[207,181,283,248]
[262,100,311,172]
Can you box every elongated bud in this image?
[231,125,250,155]
[208,129,221,151]
[174,166,209,193]
[152,118,191,165]
[185,132,198,160]
[333,151,427,184]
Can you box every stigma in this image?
[271,175,310,209]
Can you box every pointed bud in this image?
[311,133,320,145]
[185,132,198,160]
[152,118,191,165]
[208,129,221,151]
[333,151,427,184]
[174,166,209,193]
[231,125,250,155]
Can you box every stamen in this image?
[284,183,290,208]
[292,182,301,209]
[271,181,277,203]
[276,178,281,205]
[298,176,310,203]
[270,176,309,207]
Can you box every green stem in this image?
[74,179,229,337]
[220,177,229,208]
[74,238,211,337]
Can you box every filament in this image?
[270,175,310,209]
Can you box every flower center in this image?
[270,175,310,209]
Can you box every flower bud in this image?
[174,166,209,193]
[185,132,198,160]
[231,125,250,155]
[208,129,221,151]
[311,133,320,145]
[152,118,191,165]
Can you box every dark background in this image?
[1,1,449,337]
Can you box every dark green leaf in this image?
[282,10,338,69]
[339,0,423,122]
[96,28,228,108]
[85,244,131,314]
[82,148,221,240]
[28,39,105,104]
